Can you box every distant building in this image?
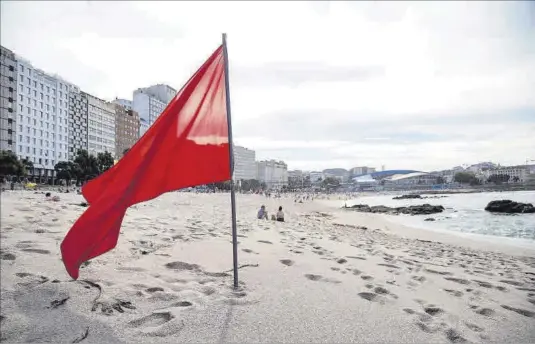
[0,46,17,153]
[233,145,256,181]
[256,160,288,189]
[139,118,149,138]
[323,168,350,182]
[309,171,323,183]
[383,172,436,187]
[67,87,88,159]
[112,98,132,111]
[350,166,376,176]
[86,93,115,157]
[482,165,531,183]
[132,84,177,137]
[113,103,139,158]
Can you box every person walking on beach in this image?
[276,206,285,222]
[257,205,268,220]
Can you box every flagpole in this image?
[222,33,239,290]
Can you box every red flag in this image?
[61,45,231,279]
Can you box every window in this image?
[46,86,50,93]
[46,95,49,101]
[26,87,30,94]
[33,148,36,154]
[20,75,24,82]
[20,65,24,72]
[33,81,37,87]
[33,90,37,97]
[40,93,43,99]
[19,104,23,112]
[19,95,23,102]
[26,107,30,114]
[28,69,31,76]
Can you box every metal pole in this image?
[222,33,239,290]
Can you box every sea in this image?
[345,191,535,243]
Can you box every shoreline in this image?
[1,191,534,343]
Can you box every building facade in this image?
[86,93,115,157]
[233,145,256,181]
[15,57,72,176]
[132,84,177,137]
[256,160,288,189]
[113,103,140,158]
[482,165,530,183]
[350,166,376,176]
[112,98,132,111]
[67,87,88,159]
[0,46,17,153]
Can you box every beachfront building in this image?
[256,160,288,189]
[112,98,132,111]
[350,166,376,177]
[482,165,530,183]
[67,87,88,159]
[132,84,177,137]
[0,46,17,153]
[233,145,256,181]
[323,168,350,182]
[86,93,115,158]
[14,56,73,177]
[309,171,324,184]
[113,103,140,158]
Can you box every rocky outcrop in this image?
[393,194,448,200]
[393,194,422,200]
[344,204,445,216]
[484,200,535,214]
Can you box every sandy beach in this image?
[1,191,534,343]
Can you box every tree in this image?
[454,172,478,184]
[73,149,99,180]
[322,177,340,187]
[487,174,510,184]
[54,161,81,182]
[240,179,260,192]
[436,176,446,184]
[97,151,114,174]
[0,150,25,176]
[20,158,33,175]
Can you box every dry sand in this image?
[1,190,534,343]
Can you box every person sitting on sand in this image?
[276,206,285,222]
[257,205,268,220]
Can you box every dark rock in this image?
[424,218,436,221]
[484,200,535,214]
[393,194,422,200]
[346,203,445,216]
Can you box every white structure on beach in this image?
[132,84,176,137]
[383,172,436,187]
[256,160,288,189]
[233,145,256,181]
[14,56,73,177]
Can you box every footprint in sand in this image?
[501,305,535,318]
[0,252,16,261]
[280,259,294,266]
[257,240,273,245]
[21,248,50,255]
[444,277,471,285]
[443,289,463,297]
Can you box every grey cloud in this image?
[232,62,385,87]
[234,107,535,144]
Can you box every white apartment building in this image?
[132,84,177,137]
[15,58,72,177]
[86,93,115,157]
[112,98,132,111]
[233,145,256,180]
[482,165,530,183]
[256,160,288,189]
[350,166,376,176]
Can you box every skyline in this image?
[2,1,534,172]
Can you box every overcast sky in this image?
[2,1,534,172]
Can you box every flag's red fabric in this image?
[61,45,230,279]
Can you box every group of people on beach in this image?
[257,205,285,222]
